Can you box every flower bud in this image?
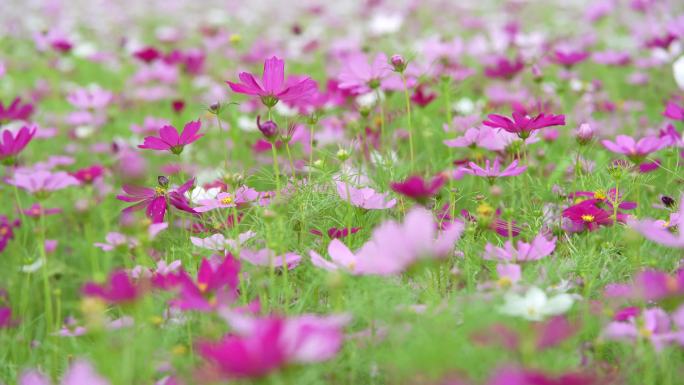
[157,175,169,187]
[390,54,407,73]
[256,115,279,140]
[575,123,595,145]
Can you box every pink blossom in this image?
[335,181,396,210]
[483,112,565,139]
[0,125,36,164]
[6,170,80,195]
[484,234,556,262]
[601,134,669,162]
[138,120,203,155]
[239,248,302,269]
[443,126,506,151]
[116,178,196,223]
[602,307,684,351]
[190,231,256,251]
[227,56,316,107]
[461,159,527,181]
[390,174,446,201]
[0,98,34,122]
[94,232,138,251]
[20,359,110,385]
[337,52,391,94]
[82,270,140,304]
[169,255,241,312]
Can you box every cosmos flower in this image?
[82,270,141,304]
[169,255,241,312]
[337,52,392,94]
[198,313,348,379]
[93,232,138,252]
[390,174,446,201]
[310,207,464,275]
[335,181,396,210]
[0,216,20,253]
[0,125,36,165]
[552,49,590,68]
[6,170,80,196]
[602,307,684,351]
[629,195,684,248]
[601,134,669,162]
[70,164,105,184]
[138,120,203,155]
[239,248,302,270]
[116,177,196,223]
[0,98,34,123]
[484,234,556,262]
[443,126,506,152]
[227,56,316,107]
[190,231,256,251]
[663,100,684,121]
[461,159,527,182]
[193,192,239,212]
[483,56,525,79]
[499,286,575,321]
[562,200,614,232]
[483,112,565,139]
[20,359,110,385]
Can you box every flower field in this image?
[1,0,684,384]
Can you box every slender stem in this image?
[39,210,53,335]
[401,73,415,169]
[308,123,315,181]
[375,88,385,150]
[285,142,296,181]
[271,143,281,198]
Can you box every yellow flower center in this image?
[0,227,8,236]
[220,196,234,205]
[593,191,606,200]
[154,186,167,196]
[581,214,595,222]
[666,276,679,292]
[638,327,652,338]
[497,277,512,288]
[197,283,208,293]
[476,203,494,217]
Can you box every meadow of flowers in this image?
[1,0,684,383]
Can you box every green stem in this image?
[401,73,414,169]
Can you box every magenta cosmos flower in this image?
[0,98,34,123]
[1,126,36,165]
[227,56,316,108]
[483,112,565,139]
[168,255,241,312]
[82,270,141,304]
[116,177,196,223]
[484,234,556,262]
[483,56,525,79]
[601,134,670,163]
[461,158,527,183]
[664,100,684,121]
[138,120,203,155]
[390,174,446,202]
[551,49,590,68]
[562,200,614,232]
[6,170,80,197]
[198,313,348,379]
[0,215,20,252]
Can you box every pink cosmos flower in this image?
[227,56,316,107]
[116,178,196,223]
[199,313,348,379]
[390,174,446,202]
[443,126,506,151]
[664,100,684,121]
[601,134,669,162]
[138,120,203,155]
[82,270,141,304]
[461,159,527,182]
[67,86,113,110]
[629,194,684,248]
[0,98,34,122]
[335,181,396,210]
[484,234,556,262]
[310,227,360,239]
[20,359,110,385]
[169,255,240,312]
[0,125,36,164]
[602,307,684,351]
[239,248,302,270]
[94,232,138,251]
[483,112,566,139]
[0,307,13,329]
[310,207,464,275]
[22,204,62,218]
[337,52,392,94]
[486,366,597,385]
[194,192,246,212]
[6,170,80,196]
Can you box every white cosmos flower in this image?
[499,286,575,321]
[185,186,221,204]
[673,55,684,91]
